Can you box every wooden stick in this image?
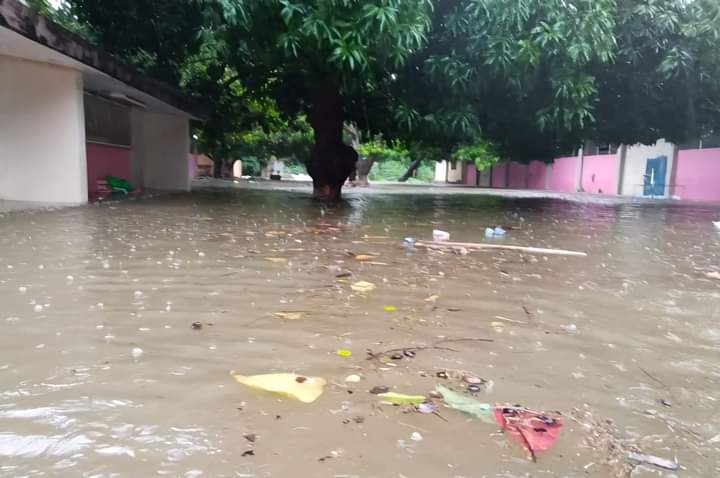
[415,240,587,257]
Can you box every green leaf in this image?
[378,392,426,405]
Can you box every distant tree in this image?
[591,0,720,145]
[208,0,434,198]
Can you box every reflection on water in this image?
[1,188,719,477]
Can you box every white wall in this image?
[434,161,447,182]
[447,160,463,183]
[620,139,676,197]
[0,56,87,204]
[131,110,190,191]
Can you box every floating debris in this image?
[274,311,305,320]
[233,373,326,403]
[351,281,376,293]
[627,452,679,471]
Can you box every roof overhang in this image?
[0,0,206,119]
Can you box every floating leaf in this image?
[436,384,494,423]
[265,257,288,263]
[233,373,326,403]
[351,281,376,293]
[377,392,426,405]
[336,348,352,357]
[494,406,563,460]
[274,311,305,320]
[383,305,398,312]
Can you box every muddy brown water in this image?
[1,187,719,478]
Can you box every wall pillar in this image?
[575,146,585,192]
[615,145,627,195]
[0,56,87,204]
[131,110,190,191]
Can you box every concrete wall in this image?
[621,139,675,197]
[447,160,463,183]
[527,161,548,190]
[508,162,528,189]
[672,148,720,202]
[478,168,491,187]
[581,154,618,194]
[131,110,190,191]
[491,163,508,188]
[0,56,87,203]
[86,143,131,194]
[434,161,447,182]
[548,156,579,192]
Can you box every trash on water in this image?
[232,373,326,403]
[433,230,451,242]
[377,392,427,405]
[416,402,437,414]
[436,384,494,424]
[383,305,398,312]
[403,237,417,247]
[354,254,376,261]
[336,348,352,357]
[485,226,507,238]
[131,347,144,359]
[369,385,390,395]
[351,281,376,293]
[706,271,720,280]
[494,406,563,461]
[627,452,679,471]
[264,257,288,263]
[410,432,423,441]
[191,321,203,330]
[344,374,361,383]
[274,311,305,320]
[713,220,720,230]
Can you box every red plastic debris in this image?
[494,406,563,461]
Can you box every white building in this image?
[0,0,202,205]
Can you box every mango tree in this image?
[212,0,433,199]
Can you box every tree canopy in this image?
[45,0,720,194]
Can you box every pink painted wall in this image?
[549,156,578,192]
[581,154,618,194]
[464,162,477,186]
[527,161,548,189]
[673,148,720,202]
[508,162,527,189]
[86,143,131,194]
[491,163,508,188]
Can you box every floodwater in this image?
[1,186,719,478]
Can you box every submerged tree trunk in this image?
[212,158,223,178]
[398,159,421,182]
[306,84,358,200]
[355,154,377,186]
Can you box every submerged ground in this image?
[1,181,719,477]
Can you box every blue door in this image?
[643,156,667,196]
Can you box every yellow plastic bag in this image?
[233,373,326,403]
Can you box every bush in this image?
[241,156,263,176]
